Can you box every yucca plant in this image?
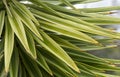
[1,0,120,77]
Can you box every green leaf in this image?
[7,7,34,58]
[80,17,120,25]
[87,62,120,71]
[10,46,19,77]
[66,49,108,64]
[0,53,3,62]
[36,51,53,75]
[40,49,77,77]
[76,62,96,77]
[50,35,81,51]
[0,39,4,55]
[19,63,27,77]
[46,59,76,77]
[31,8,120,39]
[79,63,104,72]
[29,0,61,16]
[54,12,120,39]
[104,58,120,64]
[12,0,39,25]
[0,50,3,63]
[4,18,14,73]
[81,12,120,21]
[10,3,43,40]
[68,52,106,64]
[33,30,80,73]
[78,6,120,13]
[26,29,37,58]
[79,45,117,51]
[0,69,7,77]
[44,2,83,15]
[1,0,120,77]
[20,49,43,77]
[94,72,120,77]
[39,21,98,44]
[59,0,76,9]
[0,10,5,37]
[0,43,4,76]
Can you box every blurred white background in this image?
[85,0,120,61]
[75,0,120,8]
[75,0,120,17]
[76,0,120,32]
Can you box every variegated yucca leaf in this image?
[0,0,120,77]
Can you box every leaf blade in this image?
[34,30,80,73]
[10,46,19,77]
[7,7,35,58]
[4,18,14,72]
[0,10,5,37]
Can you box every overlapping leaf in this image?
[10,2,43,40]
[4,18,14,72]
[36,51,52,75]
[10,46,19,77]
[1,0,120,77]
[7,5,36,58]
[30,5,120,39]
[33,30,80,72]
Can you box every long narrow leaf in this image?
[4,18,14,72]
[40,49,77,77]
[12,0,39,25]
[36,51,53,75]
[10,3,43,40]
[78,6,120,13]
[39,21,98,44]
[10,46,19,77]
[7,7,34,58]
[26,29,37,58]
[0,10,5,37]
[31,8,120,39]
[50,35,82,51]
[33,30,80,72]
[59,0,76,9]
